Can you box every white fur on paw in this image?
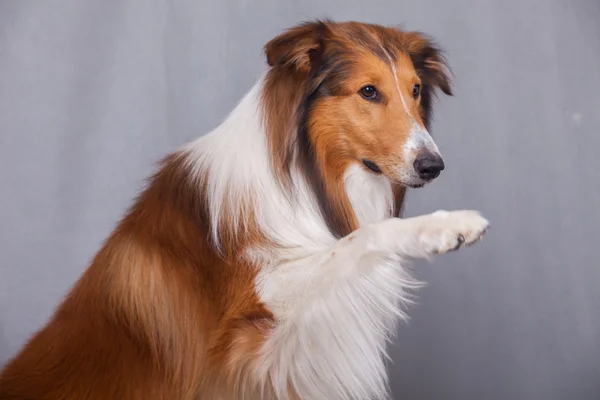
[419,210,489,254]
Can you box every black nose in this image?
[413,152,445,180]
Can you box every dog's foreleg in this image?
[257,209,489,316]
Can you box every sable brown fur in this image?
[0,153,273,399]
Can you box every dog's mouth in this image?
[393,176,433,189]
[361,158,438,189]
[361,159,382,174]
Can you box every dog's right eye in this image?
[359,85,378,100]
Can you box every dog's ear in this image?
[264,20,329,73]
[402,31,453,129]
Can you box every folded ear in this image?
[264,20,329,73]
[402,31,453,129]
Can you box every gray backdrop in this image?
[1,1,599,399]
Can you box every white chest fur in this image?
[254,165,412,400]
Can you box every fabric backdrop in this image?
[1,1,599,399]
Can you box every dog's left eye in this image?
[412,84,421,99]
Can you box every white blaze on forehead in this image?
[380,46,412,117]
[378,46,441,158]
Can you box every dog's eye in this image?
[412,84,421,99]
[359,85,378,100]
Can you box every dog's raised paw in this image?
[419,210,489,254]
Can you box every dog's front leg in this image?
[257,209,489,316]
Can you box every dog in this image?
[0,19,489,400]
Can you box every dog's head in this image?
[264,20,452,189]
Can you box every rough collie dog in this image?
[0,20,489,400]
